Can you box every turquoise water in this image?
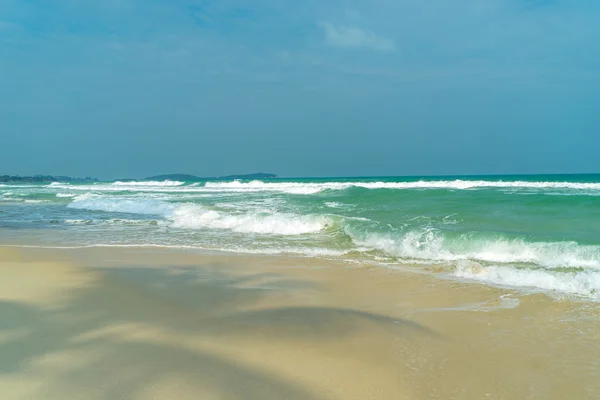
[2,174,600,298]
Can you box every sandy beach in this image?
[1,246,599,399]
[3,0,599,396]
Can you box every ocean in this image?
[2,174,600,300]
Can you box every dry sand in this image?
[1,247,599,399]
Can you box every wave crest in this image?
[170,204,331,235]
[348,228,600,269]
[204,180,326,194]
[454,262,600,298]
[67,197,331,235]
[204,179,600,194]
[111,180,185,187]
[68,197,176,215]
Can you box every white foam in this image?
[64,219,94,225]
[68,197,332,235]
[414,294,521,313]
[204,180,326,194]
[68,197,176,215]
[40,178,600,196]
[204,179,600,193]
[0,243,351,258]
[210,245,351,257]
[64,218,156,226]
[46,183,73,190]
[0,243,201,250]
[324,201,352,209]
[454,262,600,299]
[56,193,77,198]
[111,180,185,187]
[349,228,600,269]
[42,182,223,193]
[72,193,99,201]
[169,204,331,235]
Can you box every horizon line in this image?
[4,171,600,182]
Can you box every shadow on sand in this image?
[0,261,437,399]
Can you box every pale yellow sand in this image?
[1,247,599,399]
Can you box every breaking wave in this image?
[168,204,332,235]
[67,197,332,235]
[68,197,177,215]
[203,179,600,194]
[344,227,600,298]
[204,181,326,194]
[64,218,158,226]
[454,262,600,299]
[111,180,185,187]
[36,178,600,197]
[8,174,600,300]
[348,228,600,269]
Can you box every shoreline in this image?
[1,246,600,399]
[4,173,600,301]
[1,241,596,304]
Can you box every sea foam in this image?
[169,204,331,235]
[68,197,176,215]
[350,228,600,297]
[204,180,326,194]
[203,179,600,194]
[454,262,600,299]
[68,197,331,235]
[42,179,600,196]
[111,180,185,187]
[349,228,600,269]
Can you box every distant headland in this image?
[0,172,277,183]
[0,175,97,183]
[141,172,277,182]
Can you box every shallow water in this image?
[2,174,600,299]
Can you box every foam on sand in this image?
[349,228,600,270]
[454,262,600,299]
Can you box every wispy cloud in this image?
[521,0,554,10]
[320,22,395,52]
[0,20,20,31]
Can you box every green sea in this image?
[2,174,600,299]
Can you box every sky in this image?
[1,0,599,179]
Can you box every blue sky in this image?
[1,0,599,178]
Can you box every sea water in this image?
[2,174,600,299]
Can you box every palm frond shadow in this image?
[0,263,438,399]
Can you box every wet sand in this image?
[1,246,599,399]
